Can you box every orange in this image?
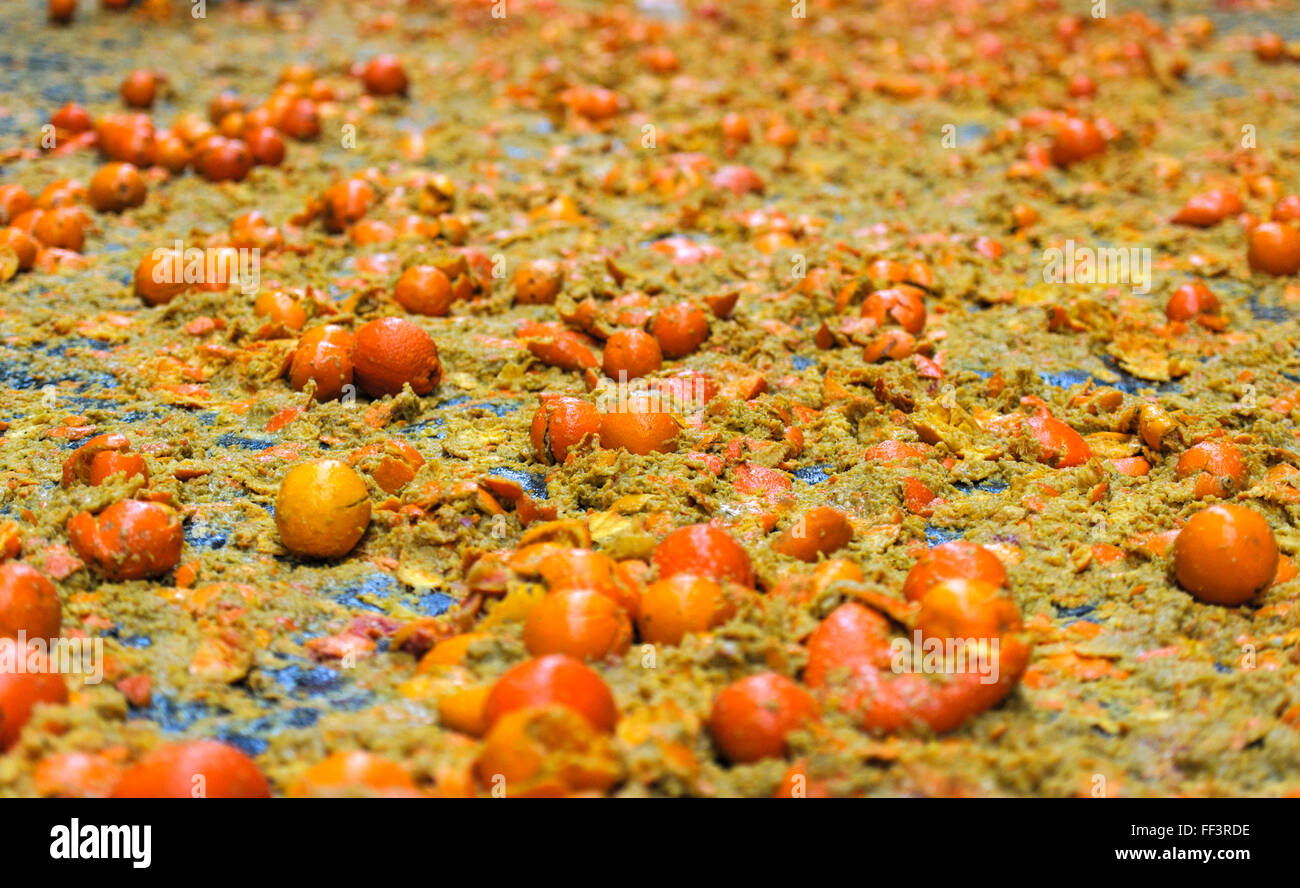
[393,265,454,316]
[653,523,754,586]
[351,317,443,397]
[0,640,67,750]
[1247,221,1300,275]
[1050,117,1105,166]
[88,163,146,212]
[275,460,372,559]
[245,126,286,167]
[33,751,126,798]
[598,401,679,455]
[513,259,564,305]
[1175,439,1246,499]
[322,179,376,232]
[709,673,819,763]
[1171,189,1243,227]
[484,654,618,732]
[134,249,189,306]
[111,741,270,798]
[902,539,1008,602]
[1172,505,1278,606]
[601,328,663,381]
[254,290,307,332]
[523,589,633,660]
[650,302,710,358]
[1165,281,1220,321]
[0,185,33,226]
[0,562,61,641]
[636,574,736,645]
[772,507,854,562]
[194,136,253,182]
[361,55,409,96]
[32,207,87,251]
[120,69,159,108]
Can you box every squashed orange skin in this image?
[290,325,355,402]
[531,395,601,463]
[1025,412,1090,468]
[475,705,621,798]
[87,451,149,487]
[288,751,418,797]
[1175,439,1246,499]
[67,500,183,581]
[804,579,1030,735]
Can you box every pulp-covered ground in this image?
[1,0,1300,796]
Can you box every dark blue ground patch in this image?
[792,464,834,485]
[398,417,446,439]
[215,432,276,451]
[42,338,110,358]
[127,695,225,732]
[185,522,229,551]
[1248,293,1293,322]
[215,708,323,757]
[1055,603,1096,619]
[264,662,345,698]
[924,525,964,546]
[953,478,1008,494]
[1038,369,1093,390]
[459,398,525,418]
[417,591,456,616]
